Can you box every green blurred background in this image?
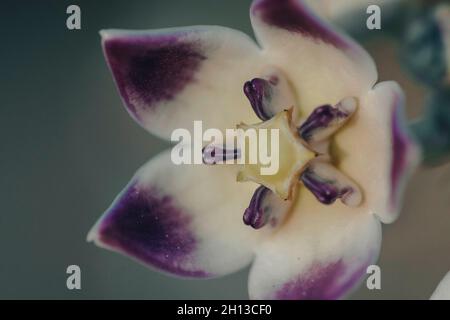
[1,0,450,299]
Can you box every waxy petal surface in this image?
[102,27,264,139]
[250,0,378,121]
[334,81,420,224]
[248,190,381,300]
[89,151,272,278]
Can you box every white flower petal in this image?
[101,26,264,140]
[431,271,450,300]
[248,190,381,300]
[88,151,272,278]
[335,81,421,224]
[250,0,378,119]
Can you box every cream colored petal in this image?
[89,151,273,278]
[102,26,264,140]
[334,81,420,224]
[250,0,378,122]
[248,189,381,300]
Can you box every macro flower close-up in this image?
[87,0,420,299]
[6,0,450,311]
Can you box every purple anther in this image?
[202,144,241,165]
[244,78,276,121]
[300,168,353,205]
[243,185,272,229]
[243,184,292,229]
[298,97,357,144]
[298,105,347,141]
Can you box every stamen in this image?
[243,67,297,121]
[202,144,241,165]
[243,185,291,229]
[300,161,362,207]
[298,97,357,145]
[244,78,275,121]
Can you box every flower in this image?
[88,0,420,299]
[431,271,450,300]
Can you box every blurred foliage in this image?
[339,0,450,166]
[401,6,448,89]
[411,89,450,165]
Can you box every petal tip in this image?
[99,29,113,41]
[89,181,212,278]
[86,221,101,244]
[101,28,206,125]
[86,228,96,243]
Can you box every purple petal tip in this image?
[102,31,206,121]
[92,182,209,278]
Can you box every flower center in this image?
[236,109,315,200]
[203,67,363,229]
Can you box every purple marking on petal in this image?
[275,260,367,300]
[103,33,206,120]
[244,78,275,121]
[243,186,272,229]
[390,98,413,210]
[298,104,348,142]
[97,182,208,278]
[251,0,349,49]
[300,168,351,205]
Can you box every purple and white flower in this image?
[88,0,420,299]
[431,271,450,300]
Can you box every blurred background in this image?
[1,0,450,299]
